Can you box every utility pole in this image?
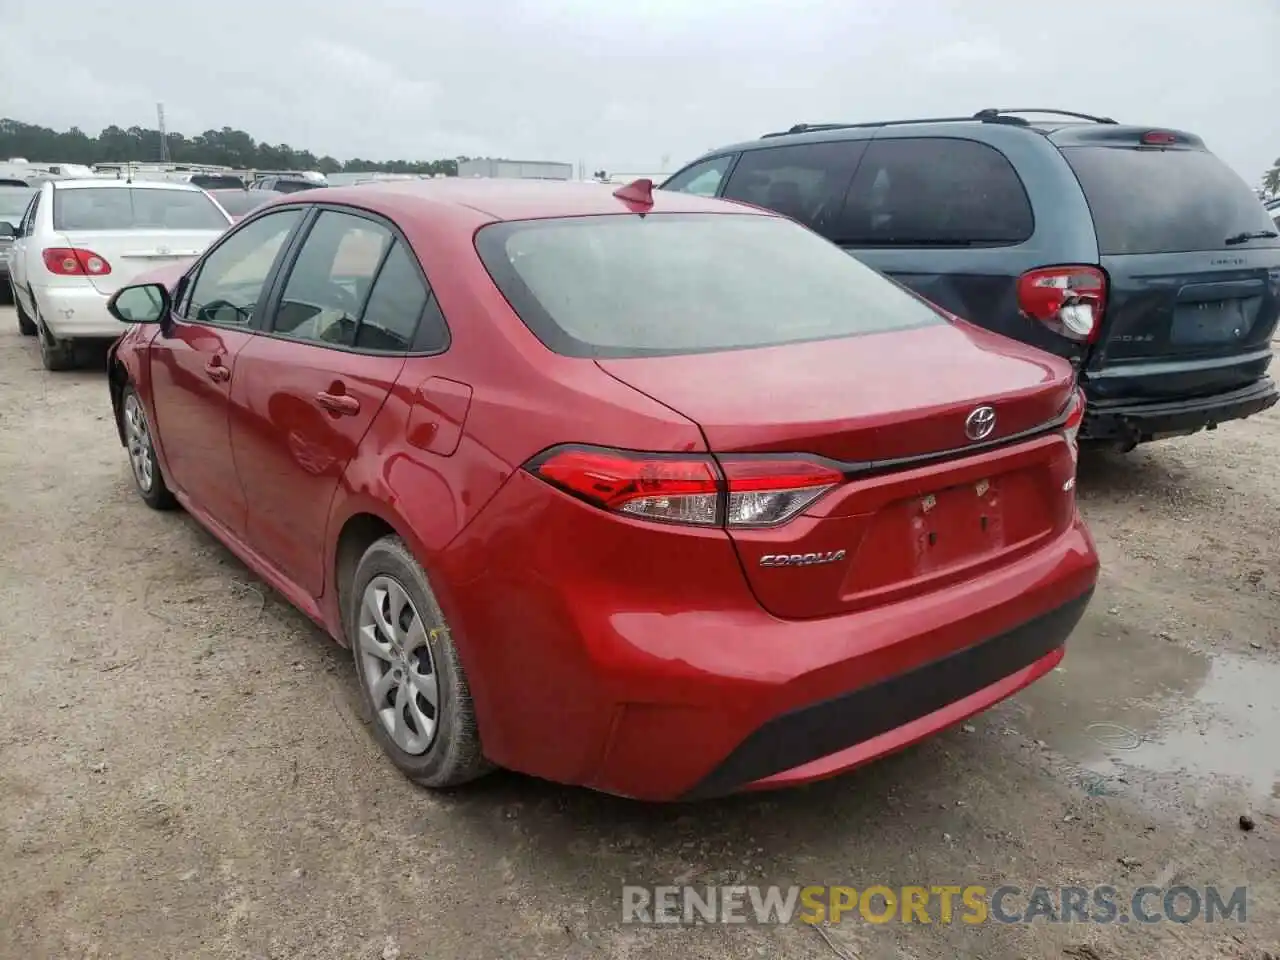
[157,102,170,163]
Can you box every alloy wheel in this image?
[358,575,440,755]
[123,393,155,492]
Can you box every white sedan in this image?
[6,179,233,370]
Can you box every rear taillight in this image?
[1017,265,1106,343]
[42,247,112,277]
[527,446,842,528]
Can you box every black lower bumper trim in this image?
[1081,377,1278,443]
[681,588,1094,800]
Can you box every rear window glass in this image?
[475,213,943,358]
[190,174,246,190]
[0,187,34,221]
[53,188,230,231]
[1062,147,1280,255]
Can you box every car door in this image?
[148,207,305,536]
[229,208,435,596]
[10,188,41,314]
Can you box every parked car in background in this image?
[663,108,1280,452]
[1267,198,1280,230]
[0,184,36,302]
[102,178,1097,801]
[250,175,326,194]
[208,187,282,221]
[7,179,232,368]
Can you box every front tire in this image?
[121,385,177,510]
[349,535,491,789]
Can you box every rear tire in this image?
[349,535,491,789]
[13,284,36,336]
[121,384,177,510]
[35,303,76,371]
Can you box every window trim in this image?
[837,135,1036,249]
[253,202,451,358]
[173,204,309,332]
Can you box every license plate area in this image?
[840,469,1051,595]
[1171,299,1253,346]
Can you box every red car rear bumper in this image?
[442,473,1098,802]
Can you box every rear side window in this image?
[475,212,943,358]
[721,141,866,234]
[661,156,733,197]
[1062,147,1280,255]
[837,138,1033,246]
[355,241,432,352]
[52,188,230,231]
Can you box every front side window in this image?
[475,212,943,358]
[272,210,392,347]
[185,209,302,326]
[837,138,1034,246]
[53,187,231,231]
[660,156,734,197]
[721,141,867,234]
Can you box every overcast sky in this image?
[2,0,1276,182]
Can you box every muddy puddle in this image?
[1006,612,1279,807]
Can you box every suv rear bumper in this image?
[1080,377,1278,445]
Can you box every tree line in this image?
[0,119,462,176]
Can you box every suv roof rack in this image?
[972,108,1117,124]
[760,108,1117,139]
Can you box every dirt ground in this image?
[0,308,1276,960]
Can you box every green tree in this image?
[1262,158,1280,200]
[0,118,459,177]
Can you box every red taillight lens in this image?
[1141,130,1177,146]
[530,447,721,525]
[42,247,112,276]
[1016,265,1107,343]
[527,447,842,528]
[1061,387,1086,472]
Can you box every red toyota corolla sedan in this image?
[103,178,1098,801]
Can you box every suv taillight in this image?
[1017,265,1107,343]
[526,446,842,528]
[42,247,112,276]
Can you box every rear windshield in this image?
[0,186,34,221]
[53,187,229,231]
[475,213,943,358]
[1062,147,1280,255]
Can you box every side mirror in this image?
[108,283,171,324]
[0,221,15,239]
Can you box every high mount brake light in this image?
[1017,265,1107,343]
[527,446,842,528]
[42,247,112,277]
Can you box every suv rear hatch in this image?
[478,208,1081,620]
[1057,130,1280,400]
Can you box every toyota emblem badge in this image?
[964,405,996,442]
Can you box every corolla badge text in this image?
[759,550,847,568]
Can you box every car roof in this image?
[305,177,767,224]
[695,116,1204,161]
[51,178,207,192]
